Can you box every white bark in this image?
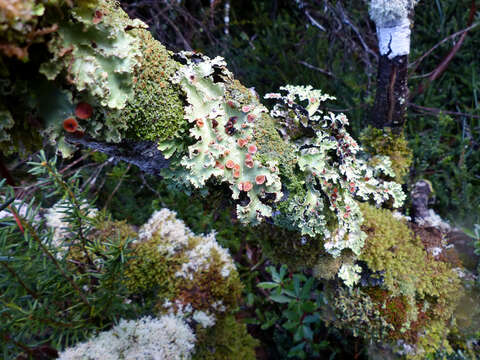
[377,18,411,59]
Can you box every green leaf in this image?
[293,276,301,296]
[303,314,320,324]
[303,324,313,341]
[288,342,306,358]
[258,282,279,289]
[269,294,291,303]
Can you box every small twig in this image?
[335,2,378,62]
[140,173,162,197]
[103,163,131,210]
[59,150,94,174]
[0,261,39,299]
[413,0,476,96]
[304,9,326,32]
[408,102,480,119]
[297,60,336,78]
[409,22,479,73]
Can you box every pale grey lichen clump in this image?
[138,208,235,280]
[368,0,420,26]
[58,315,196,360]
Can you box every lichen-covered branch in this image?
[1,0,405,262]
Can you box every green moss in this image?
[193,315,259,360]
[172,242,243,313]
[363,287,411,340]
[124,235,182,298]
[123,29,186,142]
[357,203,463,355]
[360,126,413,183]
[313,250,355,280]
[329,287,394,342]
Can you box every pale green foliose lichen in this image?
[168,53,283,224]
[338,263,362,287]
[39,1,145,110]
[167,55,405,257]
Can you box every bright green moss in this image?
[360,126,413,183]
[123,29,186,142]
[124,235,182,298]
[357,203,463,356]
[359,203,462,306]
[193,315,259,360]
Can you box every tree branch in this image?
[65,135,169,176]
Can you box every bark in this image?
[371,53,409,131]
[65,135,169,176]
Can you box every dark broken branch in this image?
[65,135,169,176]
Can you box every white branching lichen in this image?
[266,85,406,257]
[58,315,196,360]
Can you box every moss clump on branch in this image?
[360,126,413,183]
[122,29,187,143]
[337,203,464,357]
[124,208,244,320]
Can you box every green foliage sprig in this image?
[258,265,328,359]
[0,151,137,358]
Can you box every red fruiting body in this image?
[215,161,224,169]
[237,139,248,147]
[255,175,266,185]
[238,183,244,191]
[233,170,240,178]
[247,114,256,123]
[225,160,235,169]
[63,117,78,133]
[92,10,103,24]
[243,181,253,192]
[248,144,257,154]
[227,100,235,108]
[245,159,254,168]
[242,105,251,113]
[196,119,204,127]
[233,164,240,171]
[75,102,93,119]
